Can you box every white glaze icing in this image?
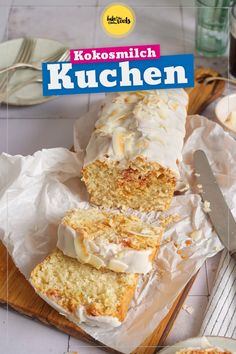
[57,223,153,274]
[83,89,188,176]
[57,224,77,258]
[31,285,121,328]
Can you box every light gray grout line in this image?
[184,294,209,297]
[2,5,12,43]
[0,6,10,42]
[6,4,98,7]
[0,3,230,7]
[67,334,70,353]
[65,3,99,346]
[1,5,189,8]
[0,5,11,119]
[179,1,186,54]
[0,117,83,119]
[170,6,229,8]
[87,0,99,111]
[205,260,210,297]
[66,4,99,348]
[4,3,73,349]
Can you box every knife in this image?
[193,150,236,262]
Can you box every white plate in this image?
[0,37,67,106]
[159,336,236,354]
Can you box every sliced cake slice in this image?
[57,208,164,274]
[30,248,138,328]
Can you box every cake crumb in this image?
[160,213,180,228]
[174,241,180,249]
[185,239,192,246]
[177,249,189,260]
[189,229,203,241]
[182,303,194,315]
[197,183,203,193]
[203,200,211,213]
[176,182,190,193]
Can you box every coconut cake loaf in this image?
[81,89,188,211]
[30,248,138,328]
[57,207,164,274]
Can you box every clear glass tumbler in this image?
[195,0,231,57]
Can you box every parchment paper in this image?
[0,113,235,353]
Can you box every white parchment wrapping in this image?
[0,113,236,353]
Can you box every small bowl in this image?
[215,93,236,139]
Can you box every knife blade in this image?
[193,150,236,262]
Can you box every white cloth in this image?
[200,249,236,338]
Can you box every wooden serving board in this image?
[0,67,225,354]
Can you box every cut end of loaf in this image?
[82,156,176,212]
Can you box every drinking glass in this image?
[195,0,231,57]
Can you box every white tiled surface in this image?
[0,307,69,354]
[6,118,76,155]
[0,1,230,353]
[165,295,209,346]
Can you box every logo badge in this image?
[101,3,135,37]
